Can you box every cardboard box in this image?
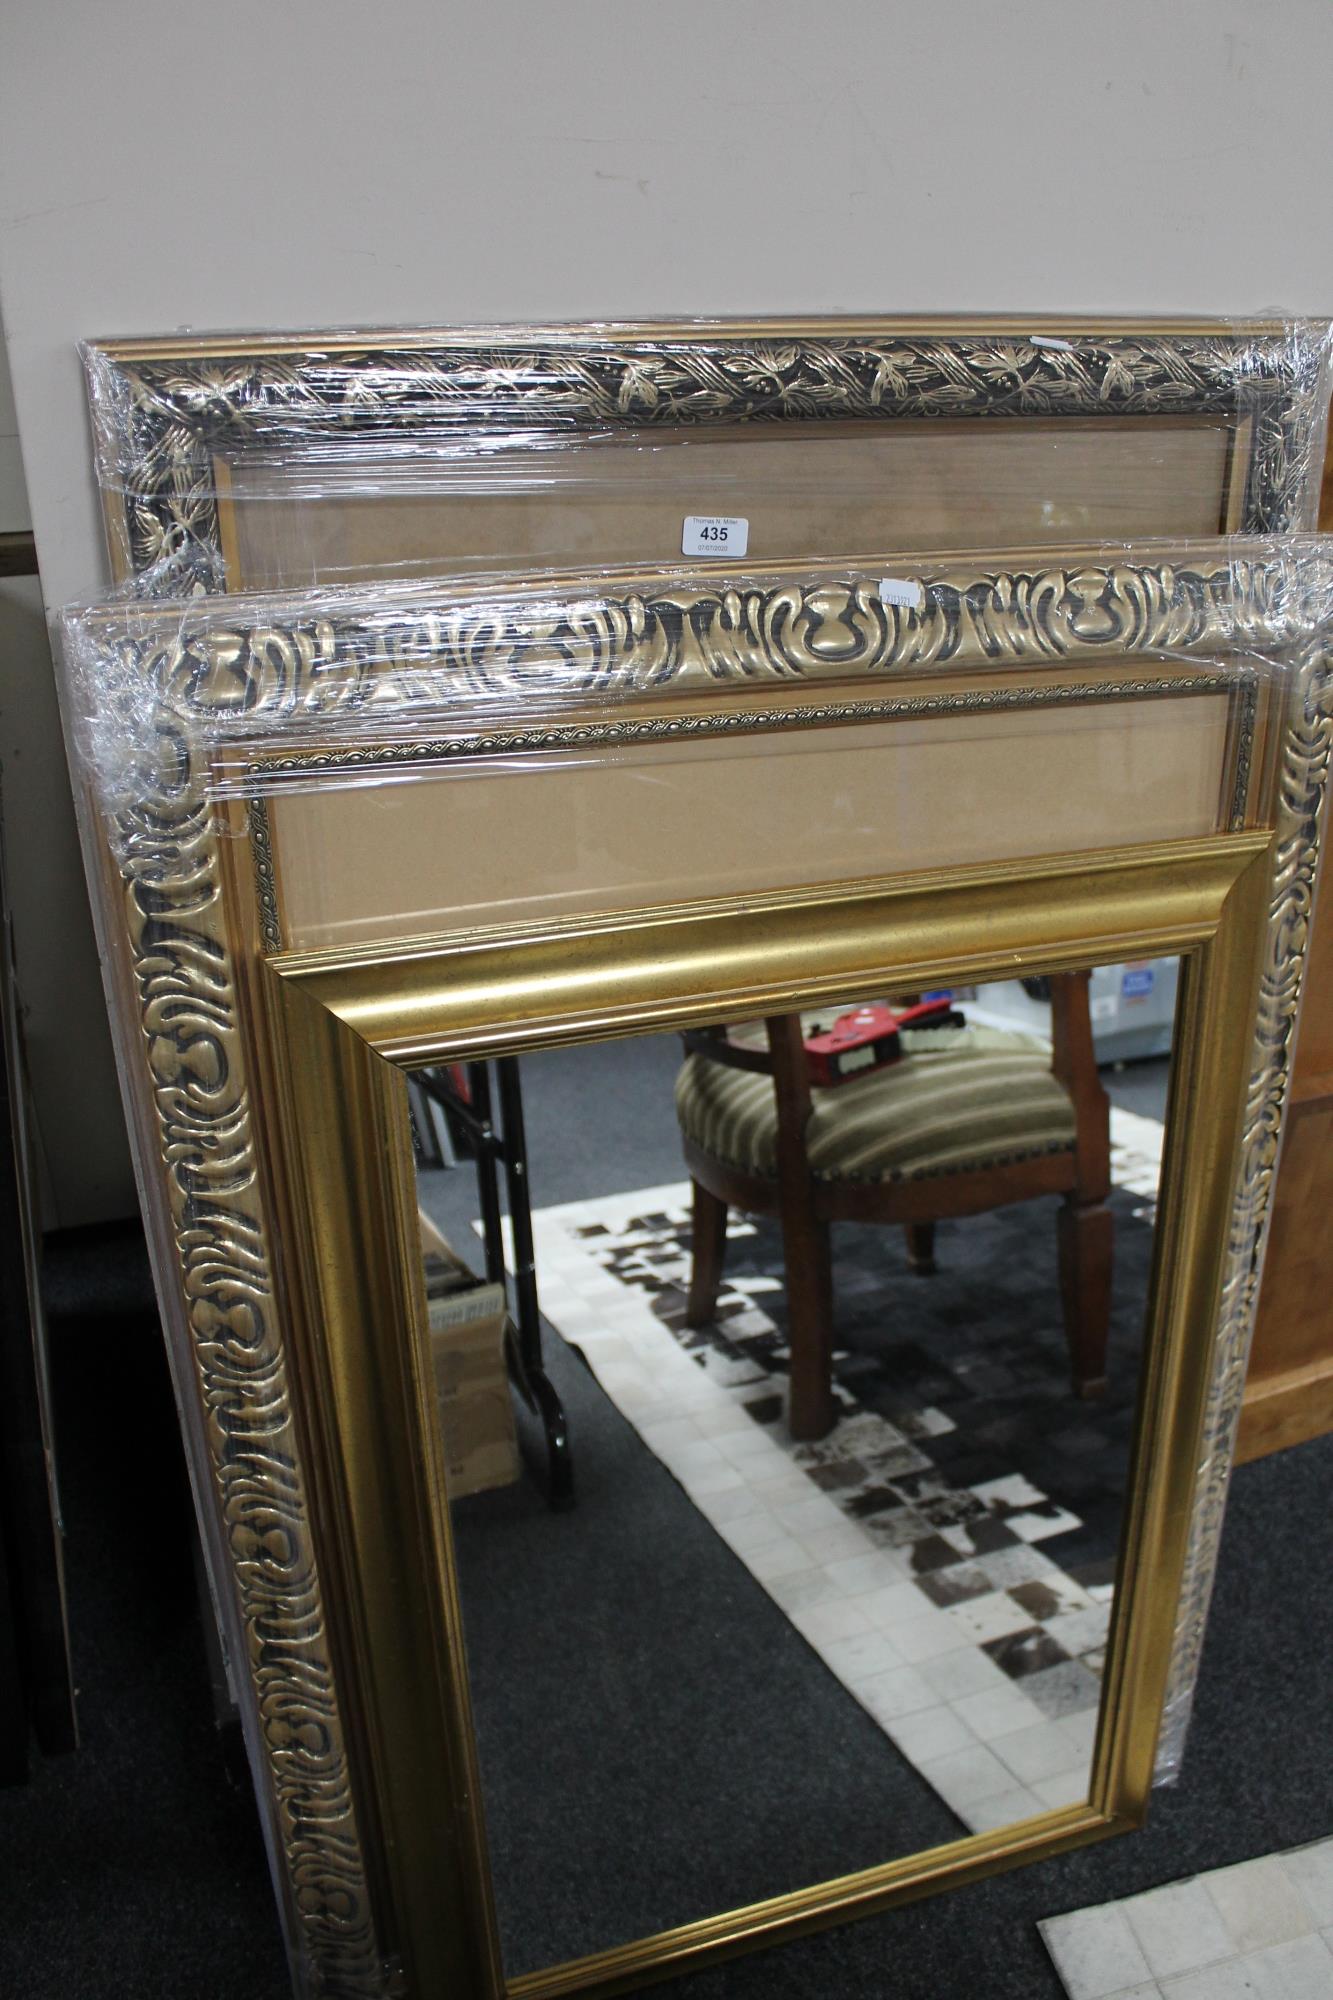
[421,1215,520,1500]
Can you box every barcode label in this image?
[879,577,924,609]
[682,515,749,557]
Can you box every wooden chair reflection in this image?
[674,974,1112,1441]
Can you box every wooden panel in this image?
[1236,1364,1333,1465]
[1239,399,1333,1458]
[1287,867,1333,1078]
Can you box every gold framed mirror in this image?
[59,544,1332,1998]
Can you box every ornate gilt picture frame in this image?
[83,316,1332,595]
[60,542,1332,1999]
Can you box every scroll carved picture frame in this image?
[83,316,1332,595]
[61,543,1333,2000]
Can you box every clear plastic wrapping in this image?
[56,540,1326,825]
[67,297,1333,2000]
[55,533,1333,1997]
[82,316,1333,595]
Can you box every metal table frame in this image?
[413,1060,573,1509]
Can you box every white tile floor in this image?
[1039,1836,1333,1998]
[479,1105,1166,1838]
[516,1173,1120,1835]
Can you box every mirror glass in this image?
[410,959,1176,1974]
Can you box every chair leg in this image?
[905,1221,937,1274]
[1057,1196,1113,1399]
[685,1179,728,1327]
[784,1210,837,1442]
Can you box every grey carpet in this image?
[438,1036,1163,1972]
[451,1321,964,1975]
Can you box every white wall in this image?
[3,0,1333,1220]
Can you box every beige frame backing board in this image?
[261,678,1238,952]
[61,541,1333,2000]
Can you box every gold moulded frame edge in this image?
[256,830,1273,2000]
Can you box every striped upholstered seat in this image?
[674,1024,1077,1186]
